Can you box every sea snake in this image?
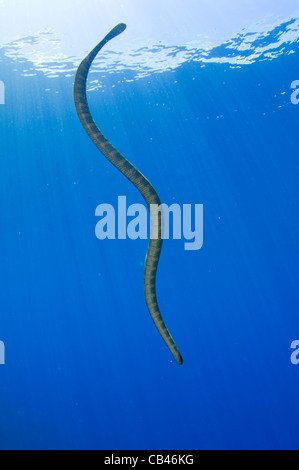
[74,23,183,365]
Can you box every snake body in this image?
[74,23,183,365]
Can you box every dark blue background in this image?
[0,28,299,449]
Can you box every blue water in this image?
[0,19,299,450]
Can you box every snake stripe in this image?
[73,23,183,365]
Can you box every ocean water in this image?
[0,11,299,450]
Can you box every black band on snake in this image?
[73,23,183,365]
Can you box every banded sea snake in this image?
[74,23,183,365]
